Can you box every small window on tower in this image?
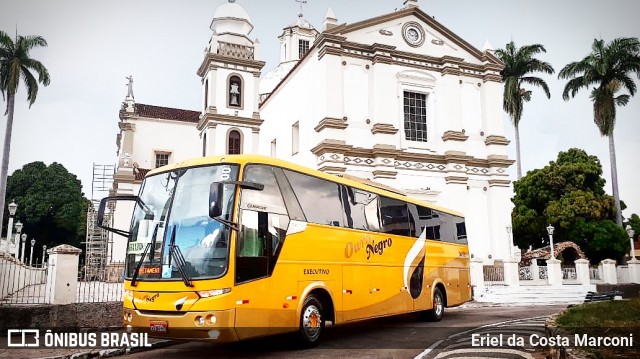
[228,75,242,108]
[298,40,310,59]
[228,130,242,155]
[155,152,170,168]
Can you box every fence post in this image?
[469,257,484,288]
[503,259,520,286]
[600,259,618,285]
[627,258,640,284]
[45,244,82,304]
[546,258,562,286]
[574,258,590,285]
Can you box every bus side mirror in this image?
[97,195,142,238]
[209,182,225,218]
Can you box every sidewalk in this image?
[0,330,175,359]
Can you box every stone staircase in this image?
[473,284,596,305]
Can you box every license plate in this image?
[150,321,168,333]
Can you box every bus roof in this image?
[147,154,463,217]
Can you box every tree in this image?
[3,162,90,264]
[494,41,555,179]
[558,37,640,227]
[0,30,51,238]
[512,148,628,263]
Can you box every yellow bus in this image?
[98,154,470,347]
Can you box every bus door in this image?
[233,165,300,339]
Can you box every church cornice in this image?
[312,140,514,169]
[197,54,266,77]
[371,123,399,135]
[442,131,468,142]
[197,113,263,131]
[484,135,510,146]
[314,117,348,132]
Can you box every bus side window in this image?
[379,196,410,236]
[284,170,345,227]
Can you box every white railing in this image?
[539,266,548,280]
[0,253,47,303]
[589,266,602,282]
[518,266,533,281]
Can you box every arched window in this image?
[228,75,242,108]
[228,130,242,155]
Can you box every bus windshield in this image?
[125,164,239,281]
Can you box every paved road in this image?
[125,305,567,358]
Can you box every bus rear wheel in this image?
[297,294,324,348]
[423,287,445,322]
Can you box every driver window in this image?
[236,165,290,283]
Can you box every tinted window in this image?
[241,165,287,215]
[285,170,344,227]
[416,205,441,240]
[340,186,379,231]
[379,196,410,236]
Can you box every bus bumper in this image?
[123,308,239,342]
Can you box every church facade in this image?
[110,0,514,265]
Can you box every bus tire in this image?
[423,287,445,322]
[296,294,324,348]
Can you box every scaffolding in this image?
[83,164,115,279]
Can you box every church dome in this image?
[211,0,254,36]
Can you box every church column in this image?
[487,179,512,261]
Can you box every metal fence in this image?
[77,261,125,303]
[483,265,505,285]
[0,256,124,305]
[518,266,533,281]
[0,255,49,305]
[538,266,548,280]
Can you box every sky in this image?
[1,0,639,217]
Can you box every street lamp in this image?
[627,225,636,260]
[20,234,27,262]
[42,245,47,268]
[6,201,17,254]
[29,239,36,266]
[546,224,555,259]
[13,221,22,258]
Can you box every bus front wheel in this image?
[423,287,445,322]
[297,294,324,347]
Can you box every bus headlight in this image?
[197,288,231,298]
[206,314,217,325]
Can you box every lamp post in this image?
[20,234,27,262]
[5,201,17,254]
[546,224,555,259]
[506,226,513,259]
[13,221,23,258]
[627,225,636,260]
[29,239,36,266]
[42,245,47,268]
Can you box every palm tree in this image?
[0,30,50,238]
[494,41,555,179]
[559,37,640,226]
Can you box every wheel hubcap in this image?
[434,294,443,316]
[302,305,322,340]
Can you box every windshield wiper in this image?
[168,226,194,287]
[212,216,238,231]
[130,243,151,287]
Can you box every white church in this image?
[111,0,514,265]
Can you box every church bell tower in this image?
[197,0,266,156]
